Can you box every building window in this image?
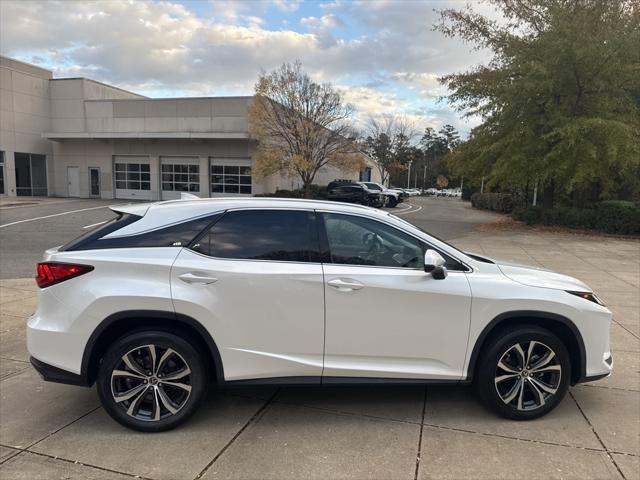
[15,153,47,196]
[162,164,199,192]
[211,165,252,194]
[359,167,372,182]
[115,163,151,190]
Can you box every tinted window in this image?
[61,214,220,251]
[191,210,317,262]
[322,213,424,269]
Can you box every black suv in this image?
[326,180,384,207]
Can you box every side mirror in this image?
[424,249,448,280]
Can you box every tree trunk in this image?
[542,180,555,209]
[303,181,312,199]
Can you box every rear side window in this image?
[62,213,221,251]
[60,213,141,251]
[190,210,317,262]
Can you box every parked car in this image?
[29,198,612,431]
[358,182,402,208]
[327,180,384,207]
[388,187,410,198]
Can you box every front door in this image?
[319,212,472,380]
[67,167,80,197]
[170,209,325,382]
[89,168,100,197]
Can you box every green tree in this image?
[436,0,640,206]
[420,125,462,187]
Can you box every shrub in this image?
[513,205,543,225]
[595,200,640,234]
[253,184,327,200]
[512,202,639,235]
[470,193,515,213]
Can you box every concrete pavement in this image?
[0,198,638,479]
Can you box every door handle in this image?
[328,278,364,291]
[178,272,218,285]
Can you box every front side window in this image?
[364,183,382,191]
[322,213,424,269]
[211,165,252,194]
[191,210,316,262]
[115,163,150,190]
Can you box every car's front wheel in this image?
[97,330,208,432]
[476,326,570,420]
[386,196,397,208]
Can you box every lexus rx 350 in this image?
[28,198,613,431]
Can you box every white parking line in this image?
[394,203,423,215]
[83,220,109,229]
[395,203,411,210]
[0,205,110,229]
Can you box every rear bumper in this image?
[30,356,90,386]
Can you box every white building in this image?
[0,56,377,200]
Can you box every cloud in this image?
[300,13,344,46]
[0,0,493,136]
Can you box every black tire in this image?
[97,330,208,432]
[475,325,570,420]
[387,196,397,208]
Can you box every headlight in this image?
[567,291,605,306]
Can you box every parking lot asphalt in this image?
[0,196,494,279]
[0,196,638,480]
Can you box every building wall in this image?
[52,138,376,200]
[0,56,53,196]
[76,97,249,136]
[52,138,259,200]
[1,55,375,199]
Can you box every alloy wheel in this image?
[494,340,562,411]
[110,344,192,421]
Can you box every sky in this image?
[0,0,494,137]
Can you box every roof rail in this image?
[155,196,374,210]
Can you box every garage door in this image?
[114,156,153,200]
[161,156,200,200]
[210,158,252,196]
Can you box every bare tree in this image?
[248,62,364,197]
[361,115,417,185]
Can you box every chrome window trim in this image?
[187,207,318,264]
[315,209,473,273]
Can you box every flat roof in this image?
[50,77,147,99]
[42,132,249,140]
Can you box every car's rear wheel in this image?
[97,331,207,432]
[476,326,570,420]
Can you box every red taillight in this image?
[35,262,94,288]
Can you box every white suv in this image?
[357,182,401,208]
[28,198,613,431]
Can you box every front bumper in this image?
[367,194,385,207]
[581,351,614,382]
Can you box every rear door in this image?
[170,209,325,382]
